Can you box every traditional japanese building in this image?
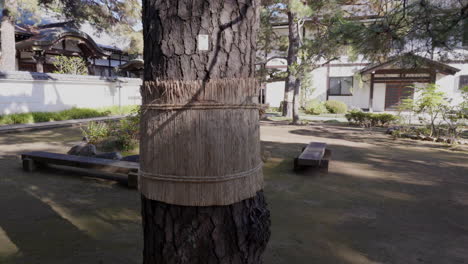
[12,21,140,77]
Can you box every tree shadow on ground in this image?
[0,158,142,264]
[0,123,467,264]
[288,123,466,151]
[261,137,468,264]
[0,127,82,146]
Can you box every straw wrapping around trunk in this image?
[139,78,264,206]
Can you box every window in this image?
[328,77,353,96]
[460,75,468,90]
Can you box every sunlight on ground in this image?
[330,243,382,264]
[0,226,19,258]
[0,123,467,264]
[333,160,438,187]
[25,185,116,239]
[369,189,416,201]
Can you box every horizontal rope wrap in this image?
[141,103,260,110]
[139,163,263,183]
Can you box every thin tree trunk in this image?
[283,9,300,118]
[141,0,270,263]
[0,0,17,71]
[292,78,301,124]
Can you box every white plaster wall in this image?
[265,81,285,108]
[322,65,370,109]
[0,73,142,115]
[373,83,386,112]
[308,67,328,101]
[264,64,371,110]
[261,62,468,111]
[435,63,468,105]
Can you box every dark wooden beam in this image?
[108,56,112,76]
[373,77,431,83]
[375,68,432,74]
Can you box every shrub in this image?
[6,113,34,124]
[345,109,367,124]
[267,107,280,113]
[97,105,139,115]
[324,100,347,114]
[345,110,397,127]
[375,113,398,126]
[0,106,139,126]
[81,121,111,144]
[60,108,109,120]
[112,111,140,151]
[32,112,55,123]
[83,107,141,151]
[304,99,328,115]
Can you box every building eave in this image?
[359,53,461,76]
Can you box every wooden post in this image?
[33,51,46,73]
[326,63,331,101]
[22,158,35,172]
[127,171,138,189]
[108,56,112,76]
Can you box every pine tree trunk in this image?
[292,78,301,124]
[0,0,17,71]
[141,192,270,264]
[141,1,270,263]
[283,9,300,118]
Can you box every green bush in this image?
[375,113,398,126]
[82,107,141,151]
[304,99,328,115]
[267,107,280,113]
[59,108,109,120]
[0,105,139,126]
[97,105,139,115]
[32,112,56,123]
[345,110,367,124]
[112,113,140,151]
[81,122,111,144]
[345,110,397,127]
[324,100,348,114]
[4,113,34,124]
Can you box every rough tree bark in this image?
[292,78,301,123]
[0,0,17,71]
[283,9,300,119]
[141,0,271,263]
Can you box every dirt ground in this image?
[0,122,467,264]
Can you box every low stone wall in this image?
[0,71,142,115]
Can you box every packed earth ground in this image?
[0,121,467,264]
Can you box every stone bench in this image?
[294,142,331,172]
[21,151,139,188]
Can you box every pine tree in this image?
[0,0,143,71]
[0,0,18,71]
[140,0,271,263]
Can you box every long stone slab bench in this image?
[294,142,331,172]
[21,151,138,188]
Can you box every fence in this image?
[0,71,142,115]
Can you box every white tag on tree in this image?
[197,35,209,51]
